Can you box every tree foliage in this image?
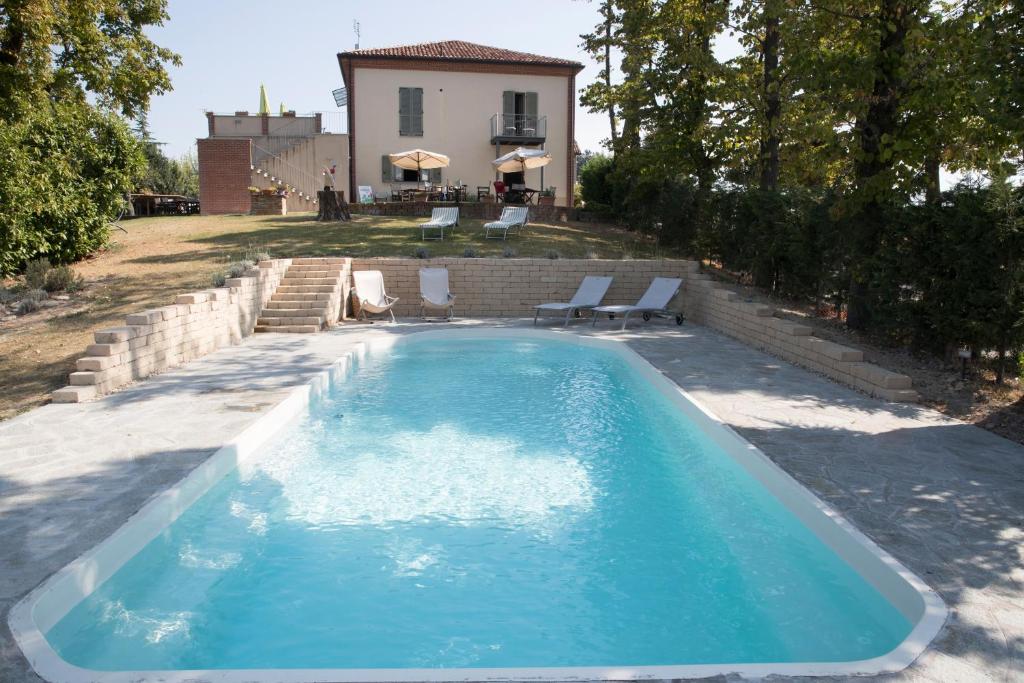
[578,0,1024,364]
[0,0,177,275]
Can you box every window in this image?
[502,91,538,135]
[381,156,442,184]
[399,87,423,136]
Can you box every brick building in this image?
[197,111,348,215]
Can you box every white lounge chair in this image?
[484,206,528,240]
[420,207,459,240]
[352,270,398,322]
[591,277,684,330]
[533,276,613,327]
[420,267,455,320]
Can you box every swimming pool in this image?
[11,330,945,682]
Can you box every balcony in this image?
[490,114,547,145]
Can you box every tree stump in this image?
[317,190,350,221]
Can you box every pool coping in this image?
[8,328,948,682]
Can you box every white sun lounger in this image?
[591,277,684,330]
[420,207,459,240]
[352,270,398,322]
[420,267,455,320]
[533,276,613,327]
[484,206,528,240]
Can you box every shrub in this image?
[545,249,560,260]
[583,249,600,260]
[0,103,144,276]
[24,258,50,289]
[226,260,254,279]
[462,247,478,258]
[16,289,47,315]
[0,288,17,305]
[578,153,614,211]
[211,272,227,287]
[414,247,430,259]
[43,264,83,292]
[502,246,517,258]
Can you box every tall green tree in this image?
[1,0,179,122]
[0,0,178,275]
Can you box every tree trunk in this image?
[604,2,618,149]
[847,0,915,331]
[759,0,781,191]
[924,150,941,205]
[317,190,350,221]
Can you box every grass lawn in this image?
[0,212,665,420]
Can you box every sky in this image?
[146,0,637,159]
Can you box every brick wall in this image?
[351,258,916,402]
[52,260,291,403]
[250,194,287,216]
[198,138,252,215]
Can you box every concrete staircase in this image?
[255,258,350,333]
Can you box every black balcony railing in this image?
[490,114,547,143]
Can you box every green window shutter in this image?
[429,167,442,185]
[399,87,410,135]
[412,87,423,136]
[502,91,515,131]
[382,155,392,182]
[525,92,538,122]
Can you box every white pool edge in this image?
[9,328,947,683]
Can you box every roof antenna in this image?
[353,20,361,50]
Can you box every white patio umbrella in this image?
[389,149,450,183]
[491,147,551,175]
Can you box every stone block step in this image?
[259,308,326,318]
[271,292,334,302]
[285,265,345,273]
[291,257,348,265]
[276,285,336,294]
[265,300,322,310]
[255,324,321,333]
[279,277,338,286]
[257,315,323,326]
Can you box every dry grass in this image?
[0,212,664,420]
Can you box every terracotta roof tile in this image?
[339,40,581,67]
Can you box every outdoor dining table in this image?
[505,187,538,204]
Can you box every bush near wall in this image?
[582,167,1024,366]
[0,103,143,276]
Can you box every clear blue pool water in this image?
[47,336,911,671]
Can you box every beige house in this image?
[337,41,583,207]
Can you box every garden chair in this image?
[591,277,685,330]
[420,207,459,240]
[352,270,398,323]
[420,267,456,320]
[483,206,528,240]
[534,276,613,327]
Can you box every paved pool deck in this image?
[0,319,1021,682]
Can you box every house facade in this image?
[337,41,583,208]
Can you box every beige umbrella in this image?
[492,147,551,174]
[389,149,450,183]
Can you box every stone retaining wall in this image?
[52,259,292,403]
[350,258,691,318]
[250,194,287,216]
[351,257,915,401]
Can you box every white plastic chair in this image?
[420,267,455,320]
[533,276,613,327]
[591,277,684,330]
[352,270,398,322]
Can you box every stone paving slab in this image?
[0,320,1021,682]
